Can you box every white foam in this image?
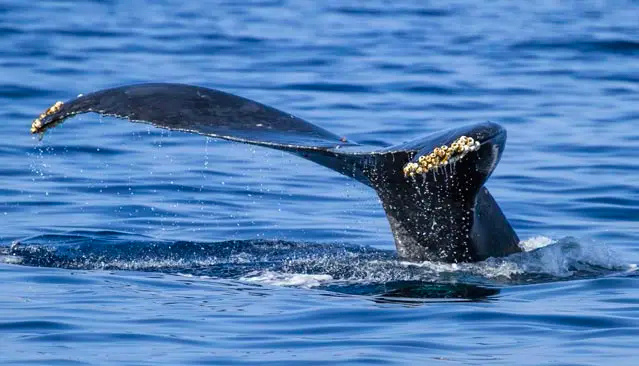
[176,273,215,280]
[519,236,555,251]
[399,258,524,279]
[240,271,333,288]
[0,255,23,265]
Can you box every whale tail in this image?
[31,83,520,263]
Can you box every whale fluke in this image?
[31,83,520,263]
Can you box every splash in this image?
[502,236,631,278]
[1,232,634,298]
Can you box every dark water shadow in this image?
[323,281,500,305]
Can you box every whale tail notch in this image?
[31,83,520,263]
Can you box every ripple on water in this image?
[1,1,639,365]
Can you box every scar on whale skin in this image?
[29,83,521,263]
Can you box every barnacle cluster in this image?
[403,135,480,177]
[31,101,63,134]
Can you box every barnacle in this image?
[31,101,63,134]
[403,135,480,177]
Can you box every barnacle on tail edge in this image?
[403,135,480,177]
[31,101,63,134]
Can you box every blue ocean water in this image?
[1,1,639,364]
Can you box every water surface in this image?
[1,1,639,365]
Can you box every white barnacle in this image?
[31,100,64,134]
[402,134,482,178]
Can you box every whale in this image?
[30,83,521,263]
